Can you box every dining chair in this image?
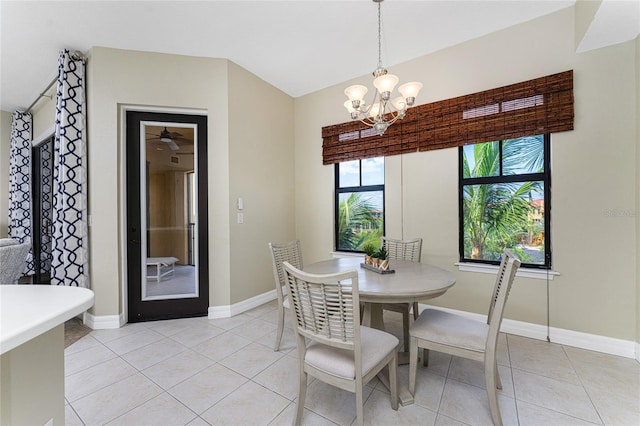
[381,236,423,352]
[408,249,521,426]
[268,240,303,351]
[282,261,399,426]
[0,241,31,284]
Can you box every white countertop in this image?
[1,285,94,354]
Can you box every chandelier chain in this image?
[342,0,422,136]
[377,1,382,70]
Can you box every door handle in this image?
[129,240,141,245]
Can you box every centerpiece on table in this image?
[361,244,394,273]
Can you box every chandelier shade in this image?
[343,0,422,136]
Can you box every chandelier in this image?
[343,0,422,136]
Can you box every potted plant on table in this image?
[373,247,389,270]
[363,243,377,265]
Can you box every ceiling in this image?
[1,0,638,113]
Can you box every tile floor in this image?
[65,300,640,425]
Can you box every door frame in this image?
[31,127,56,284]
[121,106,209,323]
[31,135,54,284]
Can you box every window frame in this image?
[458,134,551,269]
[334,158,385,253]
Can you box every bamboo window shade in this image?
[322,70,573,165]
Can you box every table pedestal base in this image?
[362,302,415,406]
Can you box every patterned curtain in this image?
[37,141,54,277]
[8,112,35,275]
[51,49,89,287]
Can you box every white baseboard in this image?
[208,305,232,319]
[83,311,124,329]
[81,295,639,361]
[209,289,277,319]
[85,290,278,325]
[419,303,638,360]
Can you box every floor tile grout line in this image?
[65,306,635,426]
[66,400,87,426]
[505,333,521,425]
[509,364,608,425]
[102,389,200,426]
[560,344,607,426]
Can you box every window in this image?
[335,157,384,252]
[459,135,550,268]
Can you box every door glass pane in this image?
[337,190,384,251]
[142,124,198,300]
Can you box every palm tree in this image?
[337,192,382,250]
[462,137,543,260]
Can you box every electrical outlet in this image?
[237,213,244,224]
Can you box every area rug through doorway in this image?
[64,317,91,348]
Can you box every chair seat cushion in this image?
[304,326,399,379]
[0,238,18,247]
[410,309,488,352]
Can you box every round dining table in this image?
[304,256,456,406]
[304,256,456,329]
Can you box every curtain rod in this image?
[23,77,57,114]
[22,50,86,115]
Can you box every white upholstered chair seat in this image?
[0,238,18,247]
[411,309,488,353]
[0,241,31,284]
[305,326,399,379]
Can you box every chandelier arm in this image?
[358,109,401,128]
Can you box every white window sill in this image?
[331,251,364,259]
[456,262,559,280]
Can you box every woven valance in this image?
[322,70,573,165]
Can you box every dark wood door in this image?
[31,136,54,284]
[126,111,209,322]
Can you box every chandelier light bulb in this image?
[391,96,407,111]
[373,74,399,96]
[343,100,356,112]
[368,102,382,118]
[398,82,423,105]
[344,85,368,104]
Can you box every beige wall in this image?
[0,111,11,237]
[0,47,295,319]
[31,90,56,140]
[85,47,294,317]
[574,0,601,51]
[636,35,640,349]
[227,61,296,304]
[295,8,638,341]
[87,47,232,316]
